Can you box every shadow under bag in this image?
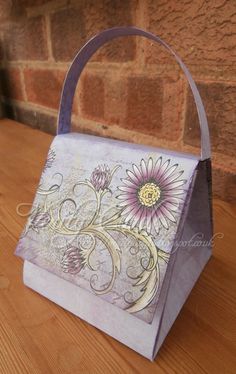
[15,27,212,360]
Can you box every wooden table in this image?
[0,119,235,374]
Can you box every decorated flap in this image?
[16,133,199,323]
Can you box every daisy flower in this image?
[117,157,187,233]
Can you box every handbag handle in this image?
[57,27,211,160]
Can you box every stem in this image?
[83,226,121,294]
[88,190,102,226]
[105,224,158,271]
[95,211,121,227]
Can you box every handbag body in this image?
[15,27,212,360]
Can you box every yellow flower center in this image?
[138,182,161,207]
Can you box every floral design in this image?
[90,164,112,191]
[25,156,187,314]
[61,245,85,274]
[43,148,56,172]
[29,210,51,232]
[117,157,186,233]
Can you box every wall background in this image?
[0,0,235,202]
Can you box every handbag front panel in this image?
[16,133,199,323]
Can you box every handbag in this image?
[15,27,212,360]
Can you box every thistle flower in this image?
[30,210,51,232]
[90,164,112,192]
[43,148,56,172]
[61,245,84,274]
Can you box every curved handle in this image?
[57,26,211,160]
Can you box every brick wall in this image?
[0,0,235,203]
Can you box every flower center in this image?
[138,182,161,207]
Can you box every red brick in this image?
[104,73,127,126]
[79,71,184,139]
[146,0,236,66]
[50,7,84,62]
[184,81,236,157]
[0,0,48,23]
[124,74,184,139]
[125,75,163,135]
[3,16,48,61]
[0,1,14,23]
[0,68,24,101]
[212,166,236,203]
[19,0,50,6]
[161,77,185,141]
[24,68,65,110]
[50,1,137,62]
[80,72,104,121]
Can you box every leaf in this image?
[126,266,159,313]
[105,224,158,271]
[105,223,170,313]
[134,258,155,287]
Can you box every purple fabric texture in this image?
[15,27,212,360]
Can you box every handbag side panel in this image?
[153,159,213,359]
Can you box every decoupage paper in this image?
[16,133,198,323]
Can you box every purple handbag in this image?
[15,27,212,360]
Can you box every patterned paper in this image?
[16,133,198,323]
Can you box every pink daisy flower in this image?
[117,157,187,233]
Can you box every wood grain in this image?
[0,119,235,374]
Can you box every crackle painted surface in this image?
[16,133,198,323]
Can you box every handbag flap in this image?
[16,133,199,324]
